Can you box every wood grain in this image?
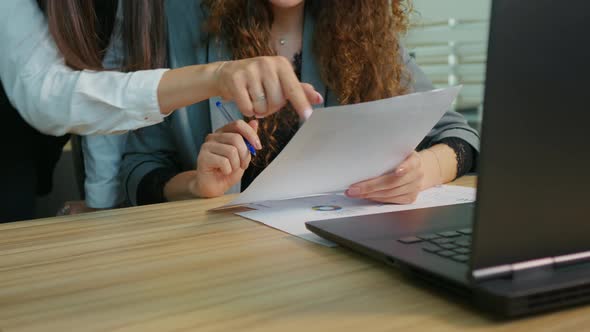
[1,176,588,332]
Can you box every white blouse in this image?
[0,0,169,136]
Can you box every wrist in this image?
[186,63,223,100]
[187,176,201,198]
[418,149,443,190]
[157,63,225,115]
[204,61,230,98]
[211,61,228,97]
[162,171,201,201]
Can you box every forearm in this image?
[418,143,458,190]
[157,62,222,115]
[163,171,199,201]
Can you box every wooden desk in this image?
[1,176,588,331]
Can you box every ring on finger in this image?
[254,94,266,103]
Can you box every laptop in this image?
[306,0,590,318]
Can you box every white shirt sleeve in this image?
[0,0,170,136]
[82,133,128,208]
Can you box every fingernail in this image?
[255,115,264,119]
[315,92,324,104]
[256,139,262,149]
[303,108,313,120]
[347,187,361,197]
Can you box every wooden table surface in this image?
[1,176,589,332]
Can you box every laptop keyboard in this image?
[398,228,472,264]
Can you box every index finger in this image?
[277,64,314,120]
[394,151,421,176]
[347,173,400,196]
[219,120,262,150]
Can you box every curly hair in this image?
[203,0,412,167]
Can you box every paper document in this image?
[225,86,462,207]
[237,185,476,246]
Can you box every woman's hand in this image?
[214,56,324,120]
[189,120,261,198]
[345,151,431,204]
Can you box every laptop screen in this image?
[471,0,590,271]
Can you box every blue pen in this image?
[215,101,257,156]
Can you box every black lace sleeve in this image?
[417,137,477,179]
[438,137,476,178]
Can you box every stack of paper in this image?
[237,185,476,246]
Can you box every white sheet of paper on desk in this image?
[225,86,462,207]
[236,185,476,246]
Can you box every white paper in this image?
[237,185,476,246]
[226,86,462,207]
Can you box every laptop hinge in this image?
[472,250,590,282]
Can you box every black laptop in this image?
[306,0,590,318]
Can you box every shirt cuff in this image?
[67,68,171,135]
[438,137,476,177]
[85,180,124,209]
[136,167,178,206]
[119,68,170,124]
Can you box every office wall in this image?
[404,0,491,130]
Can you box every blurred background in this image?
[405,0,491,132]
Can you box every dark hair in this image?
[37,0,166,71]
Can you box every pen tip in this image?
[215,101,222,107]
